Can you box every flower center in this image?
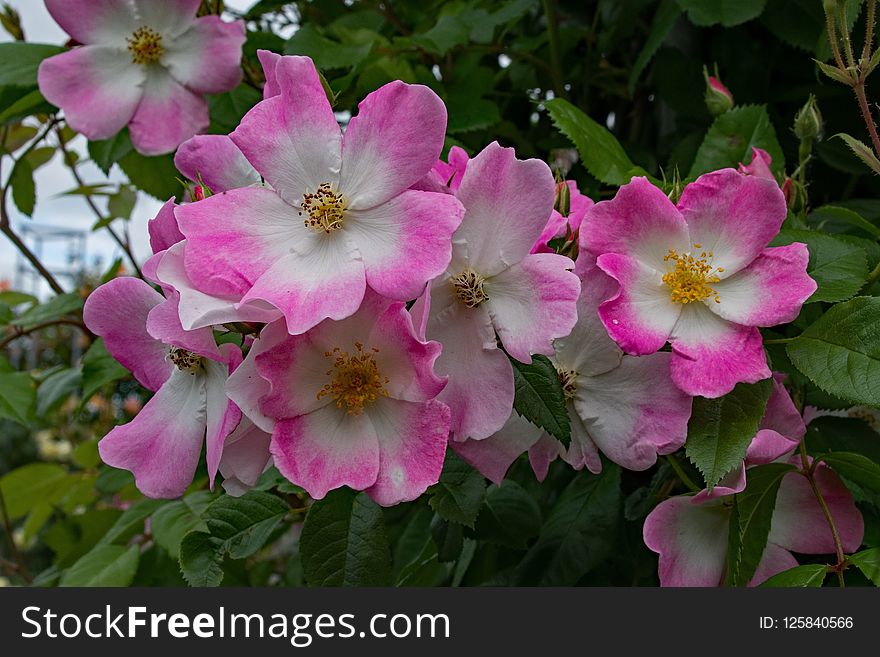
[127,26,164,65]
[169,347,203,374]
[556,366,578,400]
[451,268,489,308]
[661,244,725,304]
[318,342,389,415]
[300,183,346,233]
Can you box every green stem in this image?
[865,259,880,290]
[541,0,564,97]
[0,485,30,583]
[763,337,797,345]
[800,442,847,587]
[665,454,701,493]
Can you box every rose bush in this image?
[0,0,879,588]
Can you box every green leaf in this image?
[179,490,289,586]
[283,23,372,68]
[430,515,464,562]
[515,467,621,585]
[545,97,647,185]
[300,488,392,586]
[72,439,100,469]
[179,531,224,587]
[413,14,470,55]
[834,133,880,176]
[510,354,571,445]
[0,371,36,427]
[80,338,128,403]
[676,0,767,27]
[759,563,828,587]
[686,379,773,490]
[689,105,784,177]
[151,491,213,558]
[106,185,137,221]
[60,544,139,587]
[771,229,868,303]
[25,146,55,170]
[428,450,487,527]
[819,452,880,505]
[87,130,133,176]
[446,96,501,133]
[12,292,82,328]
[0,43,64,86]
[628,0,682,93]
[117,150,180,200]
[97,498,165,547]
[848,547,880,585]
[9,157,34,216]
[208,84,262,133]
[727,462,796,586]
[473,480,542,549]
[203,490,288,559]
[0,88,54,125]
[786,297,880,406]
[0,463,69,520]
[809,205,880,240]
[0,290,36,307]
[36,367,81,416]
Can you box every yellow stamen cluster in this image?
[451,268,489,308]
[127,26,164,65]
[169,347,203,374]
[300,183,346,233]
[556,366,578,400]
[661,243,724,304]
[318,343,389,415]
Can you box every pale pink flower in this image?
[412,142,581,442]
[580,170,816,398]
[176,54,464,336]
[455,265,692,482]
[84,277,241,498]
[39,0,245,155]
[227,292,451,506]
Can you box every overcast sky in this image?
[0,0,256,297]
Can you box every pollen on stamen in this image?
[127,26,164,65]
[169,346,203,375]
[451,268,489,308]
[555,366,578,401]
[300,183,346,233]
[662,244,724,304]
[317,342,389,415]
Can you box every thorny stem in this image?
[854,81,880,158]
[826,9,848,71]
[0,484,30,584]
[840,2,857,68]
[0,317,89,351]
[54,125,143,280]
[863,0,876,62]
[665,454,701,493]
[798,441,847,587]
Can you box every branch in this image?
[0,125,67,295]
[54,125,143,280]
[799,441,848,587]
[0,317,87,351]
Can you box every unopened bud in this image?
[794,94,823,141]
[554,181,571,217]
[782,178,799,209]
[0,3,23,41]
[704,67,734,116]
